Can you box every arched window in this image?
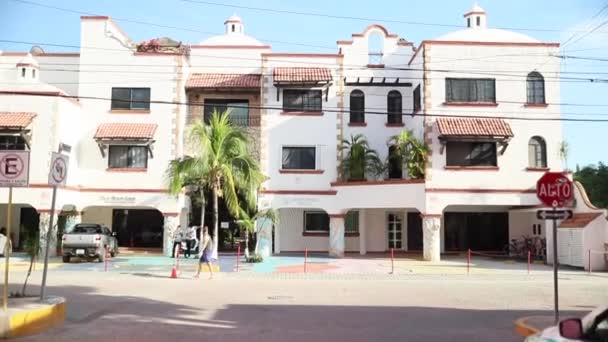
[349,90,365,124]
[387,90,402,124]
[527,72,545,104]
[388,145,402,179]
[528,136,547,168]
[21,68,25,78]
[368,32,383,65]
[231,24,235,32]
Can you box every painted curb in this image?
[514,316,542,337]
[2,296,66,338]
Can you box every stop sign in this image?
[536,172,574,207]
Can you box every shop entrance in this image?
[112,209,164,248]
[444,212,508,251]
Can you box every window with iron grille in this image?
[387,90,402,124]
[345,210,359,233]
[0,136,26,150]
[446,142,497,166]
[445,78,495,103]
[304,211,329,232]
[282,146,316,170]
[204,99,250,126]
[349,90,365,123]
[526,72,545,104]
[528,136,547,168]
[413,85,421,113]
[111,88,151,110]
[283,90,322,112]
[108,146,148,169]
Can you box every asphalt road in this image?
[10,269,607,342]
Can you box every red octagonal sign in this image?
[536,172,574,207]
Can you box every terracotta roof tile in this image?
[437,117,513,137]
[273,67,332,83]
[0,112,36,129]
[559,212,603,228]
[186,73,261,89]
[94,123,157,140]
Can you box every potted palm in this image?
[389,130,429,179]
[340,134,384,181]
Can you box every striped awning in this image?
[94,123,157,140]
[0,112,36,129]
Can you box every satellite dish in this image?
[30,45,45,55]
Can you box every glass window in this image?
[387,90,402,124]
[108,146,148,169]
[445,78,496,103]
[527,72,545,104]
[345,211,359,233]
[304,211,329,232]
[282,146,316,170]
[349,90,365,123]
[528,136,547,168]
[111,88,151,110]
[388,145,403,179]
[446,142,497,166]
[283,90,322,112]
[204,99,250,126]
[413,85,421,113]
[21,68,25,78]
[0,136,26,150]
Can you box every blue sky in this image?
[1,0,607,168]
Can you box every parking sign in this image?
[0,151,30,187]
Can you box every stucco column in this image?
[38,212,57,258]
[255,217,273,258]
[163,214,179,257]
[359,210,366,255]
[65,214,81,233]
[422,215,441,262]
[329,215,345,258]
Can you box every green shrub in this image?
[246,254,263,263]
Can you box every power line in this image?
[179,0,608,34]
[562,1,608,47]
[4,90,608,123]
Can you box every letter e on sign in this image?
[536,172,574,207]
[0,151,30,187]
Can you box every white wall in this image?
[508,210,545,242]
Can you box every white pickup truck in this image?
[61,224,118,263]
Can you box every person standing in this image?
[185,225,196,258]
[194,226,215,279]
[172,225,183,258]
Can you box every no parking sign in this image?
[48,152,69,187]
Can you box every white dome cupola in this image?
[225,14,244,35]
[16,53,39,83]
[464,2,487,29]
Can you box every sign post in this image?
[536,172,574,324]
[40,151,69,300]
[0,151,30,311]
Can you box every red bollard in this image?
[528,251,532,274]
[304,248,308,273]
[467,249,471,274]
[176,245,180,271]
[236,245,241,272]
[391,248,395,273]
[105,245,109,272]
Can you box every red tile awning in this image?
[559,212,603,228]
[273,67,332,84]
[437,117,513,138]
[186,73,261,89]
[94,123,157,140]
[0,112,36,129]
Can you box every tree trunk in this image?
[212,185,219,255]
[21,254,34,295]
[245,231,250,259]
[199,189,206,247]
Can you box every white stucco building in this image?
[0,5,606,268]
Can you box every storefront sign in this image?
[99,195,137,204]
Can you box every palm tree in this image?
[236,207,278,259]
[340,134,384,181]
[390,130,429,179]
[166,111,264,254]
